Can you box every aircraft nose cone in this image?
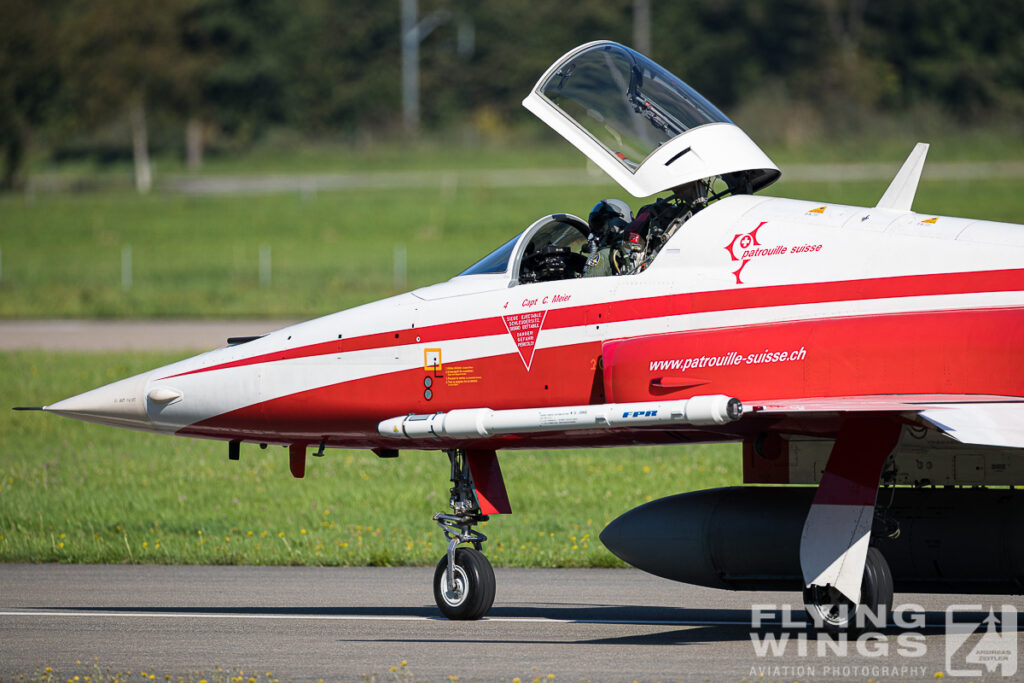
[45,372,152,430]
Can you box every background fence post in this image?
[121,245,132,291]
[393,243,407,291]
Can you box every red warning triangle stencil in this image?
[501,310,548,370]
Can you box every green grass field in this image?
[2,175,1021,319]
[0,184,616,318]
[1,351,739,566]
[31,125,1024,178]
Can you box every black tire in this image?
[803,547,893,632]
[433,548,496,620]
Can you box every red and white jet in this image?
[24,42,1024,628]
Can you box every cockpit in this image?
[459,215,590,285]
[455,40,782,289]
[458,193,696,286]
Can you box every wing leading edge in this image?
[749,394,1024,449]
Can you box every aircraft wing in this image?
[917,402,1024,449]
[746,394,1024,449]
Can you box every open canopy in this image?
[523,41,780,198]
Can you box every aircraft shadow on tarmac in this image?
[46,604,960,645]
[47,603,747,622]
[345,627,752,647]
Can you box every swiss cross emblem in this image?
[724,221,766,284]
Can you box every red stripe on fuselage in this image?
[162,268,1024,381]
[161,317,509,380]
[604,307,1024,403]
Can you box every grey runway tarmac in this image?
[2,564,1018,682]
[0,319,298,352]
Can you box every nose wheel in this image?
[431,449,496,620]
[433,546,495,620]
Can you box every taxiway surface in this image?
[0,319,298,352]
[2,564,1016,682]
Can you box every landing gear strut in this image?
[431,449,496,620]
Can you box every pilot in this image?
[582,199,633,277]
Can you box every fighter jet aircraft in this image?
[20,41,1024,629]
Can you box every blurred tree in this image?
[870,0,1024,120]
[0,0,62,190]
[434,0,633,133]
[183,0,294,148]
[4,0,1019,178]
[285,0,400,134]
[59,0,207,191]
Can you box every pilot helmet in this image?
[588,198,633,235]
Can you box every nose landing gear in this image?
[431,449,496,620]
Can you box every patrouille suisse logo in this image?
[724,221,766,285]
[724,220,823,285]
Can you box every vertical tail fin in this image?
[876,142,929,212]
